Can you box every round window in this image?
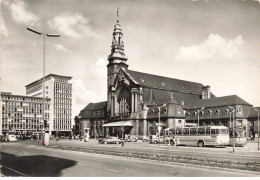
[178,120,182,124]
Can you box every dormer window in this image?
[93,112,96,116]
[177,108,181,114]
[162,82,165,86]
[141,79,146,83]
[199,111,204,116]
[151,109,155,114]
[224,108,229,114]
[237,108,242,113]
[186,112,190,116]
[208,110,212,115]
[193,111,197,116]
[215,109,220,115]
[163,108,168,113]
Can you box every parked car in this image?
[127,135,138,142]
[142,136,149,142]
[149,135,165,144]
[98,136,122,144]
[7,135,17,142]
[0,135,8,142]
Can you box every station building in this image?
[78,17,259,139]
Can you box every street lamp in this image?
[229,106,235,153]
[148,103,166,145]
[254,109,259,151]
[195,107,204,127]
[27,27,60,145]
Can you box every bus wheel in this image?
[198,141,204,147]
[154,141,158,144]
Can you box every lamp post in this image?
[229,106,235,153]
[27,27,60,145]
[196,107,204,127]
[254,109,259,151]
[148,103,166,145]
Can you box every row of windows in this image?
[1,96,46,103]
[54,100,72,105]
[2,124,43,130]
[54,82,72,90]
[2,101,49,107]
[186,108,242,117]
[3,107,49,114]
[148,108,182,115]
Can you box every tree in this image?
[72,116,80,135]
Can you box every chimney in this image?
[202,85,211,99]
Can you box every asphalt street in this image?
[1,140,260,177]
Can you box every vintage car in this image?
[7,135,17,142]
[148,135,165,144]
[98,136,122,144]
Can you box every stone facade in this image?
[78,16,257,139]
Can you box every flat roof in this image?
[25,74,72,87]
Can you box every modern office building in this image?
[1,92,50,135]
[26,74,73,136]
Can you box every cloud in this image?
[9,0,39,26]
[71,58,107,115]
[47,12,97,39]
[54,44,69,52]
[0,15,9,37]
[174,34,244,62]
[91,58,107,77]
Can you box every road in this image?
[1,141,259,177]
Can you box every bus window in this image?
[198,127,205,135]
[216,129,220,134]
[211,129,216,134]
[190,128,197,135]
[206,127,211,135]
[221,129,229,134]
[176,129,182,135]
[183,128,189,135]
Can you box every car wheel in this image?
[198,141,204,147]
[154,141,158,144]
[104,141,108,144]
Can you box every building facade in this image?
[78,16,258,139]
[1,92,50,135]
[26,74,73,136]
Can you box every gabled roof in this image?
[187,95,252,109]
[126,70,205,95]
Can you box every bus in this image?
[229,127,247,146]
[164,126,229,147]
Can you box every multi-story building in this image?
[25,74,73,137]
[1,92,50,135]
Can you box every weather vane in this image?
[117,7,119,22]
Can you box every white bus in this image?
[165,126,229,147]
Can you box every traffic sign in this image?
[121,125,125,132]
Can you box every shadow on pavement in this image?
[0,152,77,177]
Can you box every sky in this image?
[1,0,260,118]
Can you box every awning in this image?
[103,121,133,127]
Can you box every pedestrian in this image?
[167,139,172,148]
[175,136,180,148]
